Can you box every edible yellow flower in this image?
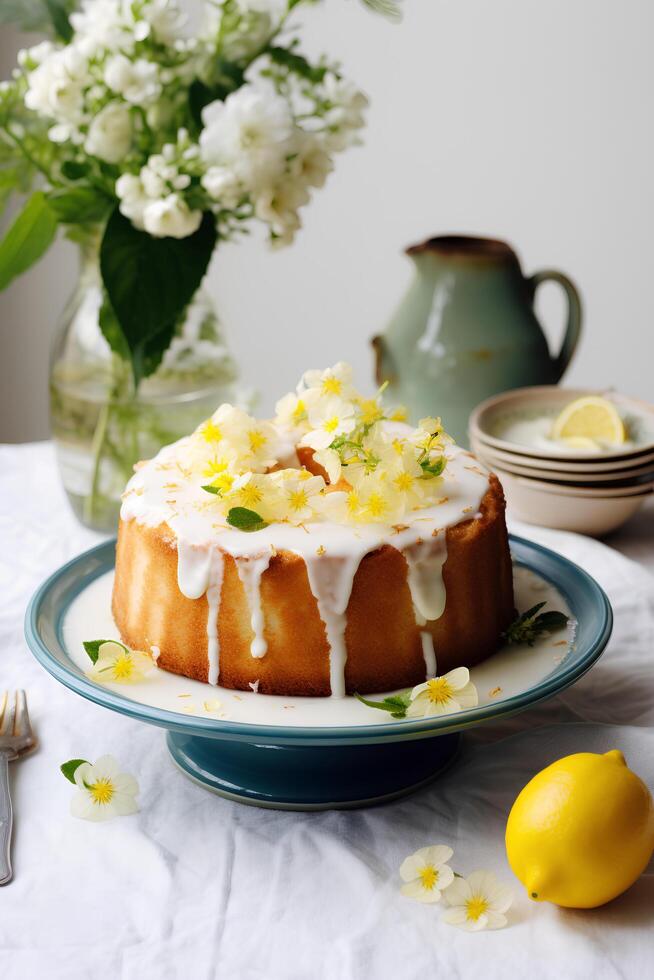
[399,845,455,903]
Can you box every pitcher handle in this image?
[528,270,582,382]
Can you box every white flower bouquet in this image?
[0,0,398,385]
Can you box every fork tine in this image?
[0,692,15,737]
[14,691,31,739]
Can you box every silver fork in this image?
[0,691,36,885]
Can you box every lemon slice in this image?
[551,396,625,445]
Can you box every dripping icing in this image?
[420,631,437,679]
[236,554,271,659]
[205,548,224,685]
[302,551,366,698]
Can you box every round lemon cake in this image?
[113,363,514,697]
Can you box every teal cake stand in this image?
[25,536,612,810]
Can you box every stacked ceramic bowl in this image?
[469,387,654,536]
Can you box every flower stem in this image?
[83,398,111,526]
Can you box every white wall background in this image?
[1,0,653,442]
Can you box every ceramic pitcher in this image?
[372,235,582,446]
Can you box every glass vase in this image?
[50,232,253,532]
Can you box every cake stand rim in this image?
[24,534,613,746]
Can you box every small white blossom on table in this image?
[442,870,514,931]
[61,755,139,822]
[399,845,455,903]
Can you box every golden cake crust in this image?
[112,475,514,696]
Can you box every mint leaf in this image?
[100,208,217,386]
[60,759,89,784]
[83,639,126,664]
[503,602,568,646]
[226,507,269,532]
[355,690,412,719]
[0,192,57,291]
[48,187,113,225]
[202,484,223,495]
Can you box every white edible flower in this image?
[406,667,478,718]
[302,362,356,400]
[275,470,326,523]
[70,755,139,822]
[274,391,308,430]
[399,845,455,903]
[200,85,293,192]
[302,396,356,451]
[142,193,202,239]
[228,472,283,521]
[88,641,155,684]
[357,476,403,524]
[442,870,513,931]
[313,447,342,485]
[104,54,161,105]
[85,101,132,163]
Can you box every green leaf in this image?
[226,507,269,532]
[0,191,57,291]
[98,296,130,362]
[535,611,570,631]
[48,187,113,225]
[82,638,127,664]
[360,0,403,21]
[61,160,91,182]
[420,456,446,478]
[100,208,217,386]
[503,602,568,647]
[44,0,73,42]
[60,759,89,784]
[268,46,328,84]
[202,484,223,495]
[355,690,412,718]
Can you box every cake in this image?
[114,363,514,697]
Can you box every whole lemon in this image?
[506,750,654,908]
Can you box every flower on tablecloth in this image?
[399,845,454,903]
[83,639,156,684]
[406,667,478,718]
[61,755,139,822]
[442,870,513,931]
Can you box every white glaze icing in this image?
[205,549,225,684]
[403,530,448,622]
[236,553,271,659]
[120,438,490,696]
[303,552,366,698]
[420,631,437,678]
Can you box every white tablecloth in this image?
[1,443,653,980]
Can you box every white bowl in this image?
[469,386,654,462]
[471,435,654,486]
[470,432,654,474]
[493,467,652,536]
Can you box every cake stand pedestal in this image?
[166,731,461,810]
